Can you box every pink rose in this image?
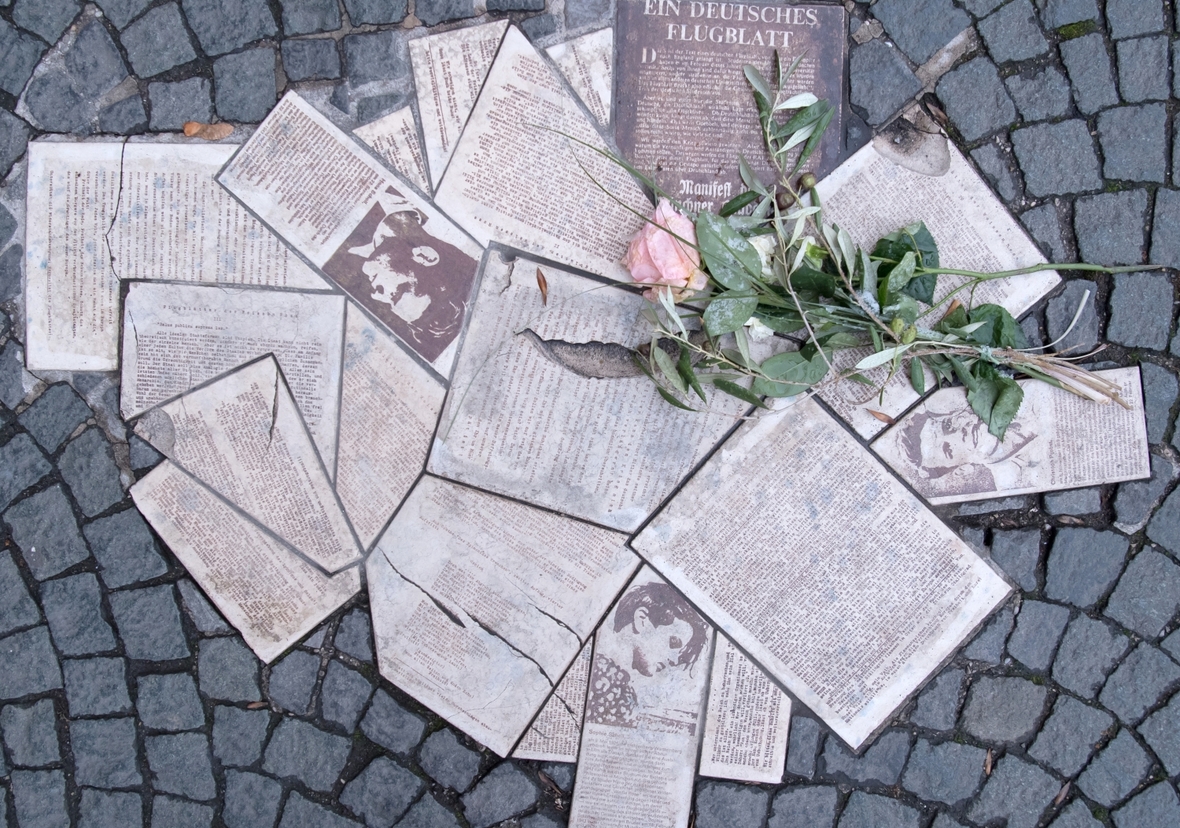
[623,199,707,302]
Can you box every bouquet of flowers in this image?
[620,56,1138,439]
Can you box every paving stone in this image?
[1115,454,1174,532]
[4,484,93,582]
[0,434,49,513]
[121,4,196,78]
[1099,643,1180,723]
[962,0,1004,13]
[1162,629,1180,659]
[360,689,425,755]
[1146,482,1180,553]
[937,57,1016,143]
[487,0,544,9]
[148,78,213,131]
[1116,36,1170,103]
[1060,34,1120,115]
[1152,188,1180,266]
[66,19,127,100]
[1,699,59,767]
[280,0,340,34]
[1053,614,1132,698]
[99,94,148,133]
[199,638,261,701]
[321,661,371,730]
[968,754,1059,828]
[356,92,406,125]
[1045,487,1102,515]
[1047,280,1100,354]
[1113,782,1180,827]
[10,770,69,828]
[41,573,116,656]
[109,584,190,661]
[1045,528,1127,607]
[971,143,1021,203]
[12,0,79,43]
[1140,363,1177,446]
[1077,728,1151,806]
[540,762,573,791]
[872,0,970,65]
[785,715,820,777]
[71,717,141,788]
[0,244,23,304]
[0,626,63,700]
[343,30,407,86]
[180,0,277,56]
[420,728,483,792]
[1138,691,1180,775]
[1007,600,1070,671]
[59,428,124,516]
[214,47,276,122]
[986,529,1040,592]
[1051,800,1103,828]
[416,0,477,26]
[94,0,151,28]
[908,667,962,730]
[1097,104,1168,187]
[268,649,319,713]
[1005,65,1072,122]
[822,729,909,785]
[979,0,1050,63]
[838,790,919,828]
[80,789,142,828]
[520,815,562,828]
[212,705,270,767]
[900,738,985,806]
[63,657,131,716]
[767,785,837,828]
[146,732,216,801]
[962,675,1048,743]
[1030,695,1115,776]
[137,673,204,731]
[399,793,462,828]
[341,0,407,25]
[0,205,13,249]
[692,780,768,828]
[1012,121,1103,197]
[518,12,558,40]
[264,718,351,792]
[223,769,282,828]
[279,792,362,828]
[564,0,607,28]
[281,39,340,82]
[24,69,89,133]
[85,508,169,590]
[849,40,922,127]
[341,756,423,824]
[128,435,163,472]
[334,609,373,662]
[0,21,46,97]
[1106,549,1180,642]
[19,383,91,453]
[0,551,40,636]
[175,580,229,635]
[150,796,213,828]
[1037,0,1100,28]
[461,763,537,828]
[964,602,1014,663]
[1105,0,1164,39]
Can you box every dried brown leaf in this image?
[537,770,561,796]
[183,121,234,141]
[867,409,895,425]
[940,298,963,324]
[1054,781,1070,806]
[246,701,268,709]
[1057,516,1085,526]
[984,748,993,777]
[536,268,548,306]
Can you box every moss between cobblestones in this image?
[1057,20,1098,40]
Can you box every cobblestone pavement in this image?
[1,0,1180,826]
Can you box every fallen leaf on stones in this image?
[1057,516,1085,525]
[985,748,993,776]
[1054,781,1070,806]
[536,268,548,306]
[868,409,895,425]
[183,121,234,141]
[246,701,268,709]
[538,770,561,796]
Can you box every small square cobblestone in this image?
[1097,104,1168,184]
[224,769,282,828]
[63,657,130,716]
[212,705,270,767]
[1,698,60,767]
[108,584,190,662]
[1060,34,1120,114]
[84,508,169,590]
[1012,121,1103,197]
[1074,189,1149,266]
[41,572,116,656]
[1007,600,1070,671]
[71,717,141,789]
[1104,547,1180,638]
[1077,729,1152,806]
[0,627,63,700]
[1099,643,1180,723]
[1053,615,1131,698]
[146,732,217,800]
[19,384,91,453]
[137,672,205,731]
[340,756,424,824]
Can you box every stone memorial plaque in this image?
[615,0,846,210]
[428,253,745,532]
[699,633,791,783]
[134,356,363,574]
[434,27,649,282]
[120,282,346,473]
[514,642,592,763]
[632,396,1012,750]
[367,476,638,756]
[218,93,483,377]
[872,367,1150,505]
[547,28,614,127]
[335,302,445,548]
[24,141,329,372]
[568,567,714,828]
[132,461,360,663]
[353,107,432,193]
[409,20,509,186]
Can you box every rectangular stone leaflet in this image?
[568,567,714,828]
[132,461,360,663]
[218,92,483,376]
[434,26,649,281]
[615,0,846,210]
[871,367,1150,505]
[368,476,638,756]
[134,356,363,574]
[353,107,432,193]
[814,127,1061,439]
[120,281,345,473]
[632,396,1012,750]
[428,253,745,532]
[547,28,614,127]
[24,140,329,372]
[513,642,591,763]
[699,634,791,783]
[335,302,445,548]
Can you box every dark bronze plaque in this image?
[615,0,847,212]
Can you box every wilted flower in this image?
[745,317,775,341]
[624,199,707,302]
[749,234,777,279]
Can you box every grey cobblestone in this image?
[767,785,837,828]
[963,602,1014,663]
[10,769,69,828]
[1112,782,1180,827]
[1138,691,1180,775]
[1075,189,1149,266]
[150,796,212,828]
[1141,362,1177,443]
[108,584,190,661]
[1045,487,1101,515]
[991,527,1041,590]
[849,40,921,127]
[0,21,46,98]
[1,698,59,767]
[0,626,62,699]
[1099,643,1180,723]
[341,756,425,824]
[785,715,820,777]
[41,573,115,656]
[461,762,538,828]
[971,143,1021,203]
[873,0,970,65]
[137,673,204,731]
[321,660,371,730]
[146,732,217,800]
[937,57,1016,143]
[361,689,425,754]
[1151,187,1180,265]
[280,0,341,35]
[968,754,1058,828]
[839,790,920,828]
[1037,0,1100,28]
[420,727,483,792]
[1045,528,1127,608]
[343,30,408,86]
[181,0,278,56]
[211,705,269,767]
[1146,484,1180,557]
[1114,454,1174,532]
[0,551,40,635]
[59,428,124,516]
[282,39,341,82]
[94,0,151,28]
[1097,104,1167,184]
[121,4,197,78]
[341,0,408,25]
[79,789,142,828]
[265,718,351,792]
[695,781,769,828]
[12,0,80,44]
[909,667,963,729]
[1106,0,1164,39]
[1012,121,1102,197]
[176,580,230,634]
[214,47,277,123]
[62,657,130,716]
[1052,800,1104,827]
[1104,547,1180,637]
[280,792,362,827]
[1076,728,1151,805]
[0,433,49,512]
[98,94,147,134]
[900,738,985,806]
[148,78,213,131]
[199,638,260,701]
[564,0,608,28]
[333,608,373,662]
[19,383,91,453]
[71,717,141,789]
[978,0,1049,63]
[128,434,163,471]
[223,769,282,828]
[84,508,169,590]
[1007,600,1070,671]
[399,793,463,828]
[5,484,90,581]
[821,728,909,785]
[1053,615,1131,698]
[23,69,88,133]
[417,0,478,27]
[1059,34,1120,115]
[962,675,1048,743]
[1116,36,1170,103]
[1005,66,1072,122]
[268,649,319,713]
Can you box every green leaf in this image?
[719,190,760,217]
[988,375,1024,440]
[968,304,1028,349]
[743,64,773,115]
[846,372,875,386]
[902,273,937,304]
[856,344,913,370]
[677,347,706,402]
[938,305,969,333]
[883,295,921,326]
[909,357,926,395]
[885,251,917,296]
[873,222,940,302]
[703,293,759,336]
[713,378,767,408]
[760,351,829,395]
[652,345,687,395]
[753,311,805,334]
[656,385,697,411]
[790,265,837,297]
[752,376,801,397]
[696,213,761,291]
[791,103,834,173]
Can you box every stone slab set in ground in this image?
[1,0,1180,826]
